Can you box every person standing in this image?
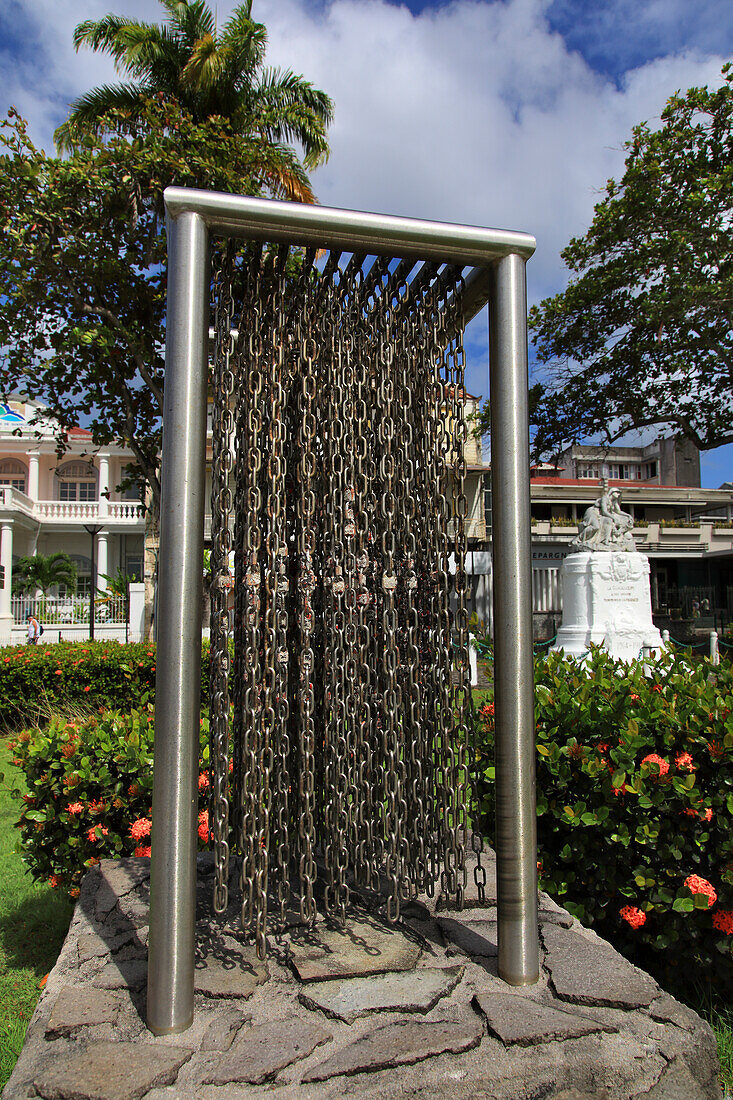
[26,612,40,645]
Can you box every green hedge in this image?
[6,707,211,895]
[0,641,211,729]
[474,648,733,993]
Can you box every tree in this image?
[0,98,321,510]
[55,0,333,202]
[528,65,733,459]
[12,553,77,596]
[472,383,569,466]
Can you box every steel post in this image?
[147,211,210,1035]
[488,252,539,986]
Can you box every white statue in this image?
[571,485,635,553]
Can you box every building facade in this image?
[0,400,145,644]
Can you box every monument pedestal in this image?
[553,551,663,662]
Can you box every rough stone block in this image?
[33,1040,191,1100]
[46,988,122,1037]
[302,1013,484,1082]
[542,924,658,1008]
[473,992,610,1046]
[200,1007,251,1052]
[93,958,148,992]
[438,917,498,957]
[288,917,422,982]
[299,965,464,1022]
[199,1017,332,1086]
[194,938,268,999]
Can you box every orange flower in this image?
[49,875,60,888]
[641,754,669,777]
[198,772,210,791]
[198,809,209,843]
[619,905,646,929]
[134,845,152,858]
[66,802,83,815]
[69,887,80,899]
[684,875,717,908]
[130,818,152,841]
[675,752,695,772]
[712,910,733,935]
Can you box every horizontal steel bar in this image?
[164,187,536,267]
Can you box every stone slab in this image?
[302,1014,485,1082]
[46,988,122,1037]
[438,917,498,957]
[33,1041,190,1100]
[93,958,147,992]
[473,992,610,1046]
[194,938,268,999]
[542,924,658,1009]
[299,965,464,1022]
[200,1018,332,1086]
[288,917,422,982]
[78,930,137,965]
[200,1007,251,1052]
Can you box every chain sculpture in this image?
[208,243,482,955]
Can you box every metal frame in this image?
[147,186,538,1035]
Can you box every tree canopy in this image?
[528,65,733,460]
[0,100,319,508]
[55,0,333,201]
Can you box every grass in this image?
[0,737,72,1092]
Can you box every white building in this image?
[0,399,145,644]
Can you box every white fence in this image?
[12,594,128,625]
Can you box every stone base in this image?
[3,856,721,1100]
[553,552,663,662]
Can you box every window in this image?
[577,464,599,479]
[56,460,97,502]
[0,458,27,493]
[646,461,658,479]
[60,480,96,501]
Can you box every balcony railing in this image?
[0,493,145,524]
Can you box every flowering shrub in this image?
[0,640,212,729]
[473,646,733,992]
[6,707,211,895]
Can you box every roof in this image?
[67,427,93,440]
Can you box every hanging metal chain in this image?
[209,245,474,949]
[210,243,235,914]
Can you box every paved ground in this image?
[3,854,722,1100]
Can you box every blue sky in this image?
[2,0,732,485]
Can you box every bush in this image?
[0,640,211,729]
[473,647,733,993]
[6,707,211,895]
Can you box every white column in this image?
[98,453,110,518]
[97,530,108,590]
[0,521,13,644]
[28,453,40,501]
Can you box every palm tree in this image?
[54,0,333,202]
[12,554,78,597]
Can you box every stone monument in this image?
[553,482,663,661]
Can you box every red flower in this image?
[684,875,717,908]
[198,772,210,790]
[675,752,695,772]
[619,905,646,929]
[130,817,152,841]
[66,802,83,815]
[84,685,91,692]
[198,809,209,843]
[596,742,609,754]
[128,783,140,797]
[708,741,725,760]
[134,845,152,858]
[641,754,669,777]
[69,886,80,899]
[712,910,733,935]
[87,826,109,842]
[88,800,106,815]
[54,669,62,675]
[651,684,662,694]
[49,875,60,888]
[629,694,640,704]
[481,703,495,718]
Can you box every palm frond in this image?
[54,83,152,152]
